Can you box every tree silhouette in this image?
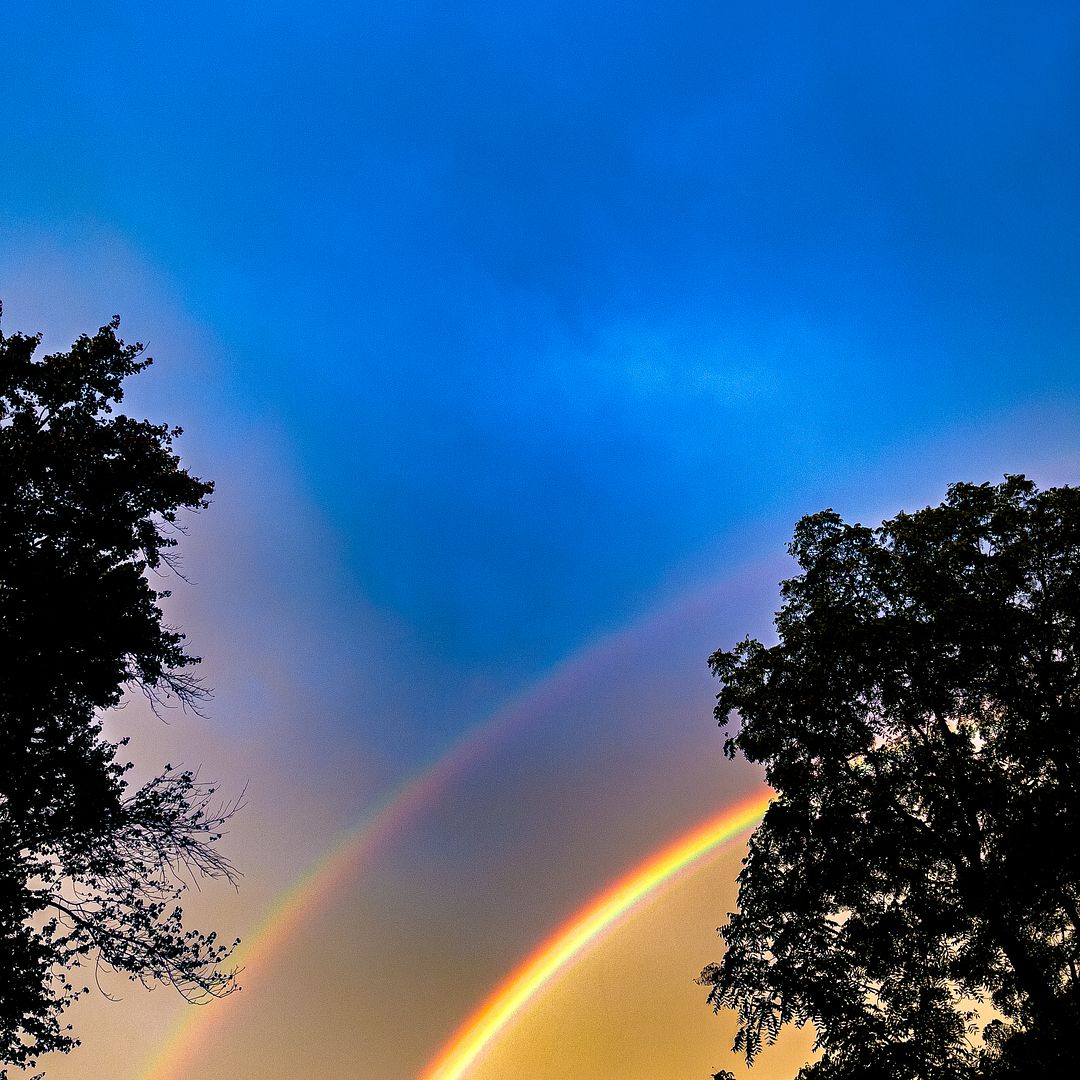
[0,312,239,1077]
[702,477,1080,1079]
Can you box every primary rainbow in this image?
[418,789,771,1080]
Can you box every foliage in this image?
[0,313,239,1077]
[701,476,1080,1079]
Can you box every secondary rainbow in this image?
[139,665,578,1080]
[418,789,772,1080]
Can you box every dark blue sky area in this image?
[4,1,1079,673]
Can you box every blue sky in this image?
[7,1,1078,687]
[3,4,1080,1077]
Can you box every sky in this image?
[2,2,1079,1078]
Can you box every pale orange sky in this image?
[43,829,815,1080]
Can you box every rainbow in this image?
[140,560,772,1080]
[418,790,771,1080]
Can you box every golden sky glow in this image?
[433,841,817,1080]
[420,794,773,1080]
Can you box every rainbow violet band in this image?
[418,790,772,1080]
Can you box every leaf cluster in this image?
[0,315,239,1076]
[702,477,1080,1079]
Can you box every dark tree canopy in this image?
[0,313,239,1077]
[702,476,1080,1079]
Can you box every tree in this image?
[701,476,1080,1079]
[0,312,240,1077]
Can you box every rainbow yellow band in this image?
[418,790,771,1080]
